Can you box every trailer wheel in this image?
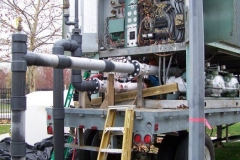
[90,131,101,160]
[78,129,97,160]
[157,135,182,160]
[90,131,121,160]
[174,134,215,160]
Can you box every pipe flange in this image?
[131,60,141,77]
[88,78,100,94]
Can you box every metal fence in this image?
[0,88,53,121]
[0,88,11,120]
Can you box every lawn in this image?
[215,142,240,160]
[0,124,11,134]
[207,123,240,160]
[207,123,240,138]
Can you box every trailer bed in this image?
[46,101,240,134]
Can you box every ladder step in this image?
[65,143,99,152]
[100,148,122,153]
[108,105,135,110]
[105,127,124,132]
[97,105,135,160]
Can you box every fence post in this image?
[11,32,27,160]
[0,88,11,121]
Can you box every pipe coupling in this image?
[88,78,100,94]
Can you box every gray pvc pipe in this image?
[11,32,28,160]
[52,42,66,160]
[25,52,158,75]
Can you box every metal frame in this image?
[46,107,240,135]
[99,43,186,58]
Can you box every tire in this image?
[157,135,182,160]
[77,129,97,160]
[90,131,121,160]
[90,131,101,160]
[174,134,215,160]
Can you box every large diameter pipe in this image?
[25,52,158,76]
[11,32,27,160]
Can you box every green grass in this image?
[206,123,240,160]
[0,124,11,134]
[215,142,240,160]
[207,123,240,137]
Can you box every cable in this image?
[121,4,125,16]
[210,127,214,137]
[173,0,185,42]
[100,18,110,50]
[205,52,217,62]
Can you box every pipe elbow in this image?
[54,39,70,49]
[53,39,78,53]
[72,79,100,94]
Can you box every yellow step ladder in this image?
[97,105,135,160]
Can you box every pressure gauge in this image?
[128,18,132,23]
[133,10,137,15]
[133,17,137,22]
[127,11,132,16]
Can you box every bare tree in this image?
[0,69,8,88]
[63,69,71,89]
[35,67,71,90]
[0,0,63,92]
[35,67,53,89]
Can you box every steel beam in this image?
[187,0,205,159]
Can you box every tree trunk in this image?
[27,66,36,93]
[25,0,41,93]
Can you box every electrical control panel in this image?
[125,0,138,47]
[99,0,185,50]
